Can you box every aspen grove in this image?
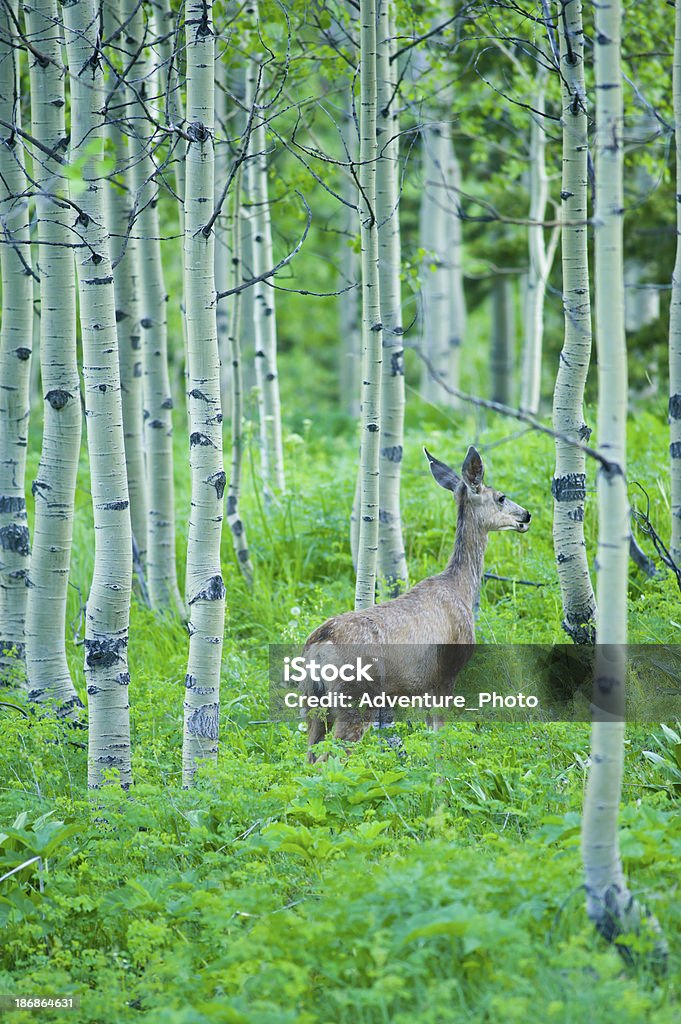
[0,0,680,1018]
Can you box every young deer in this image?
[302,446,531,761]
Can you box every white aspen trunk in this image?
[444,135,466,398]
[182,0,226,786]
[490,276,515,405]
[582,0,665,959]
[226,180,254,583]
[354,0,382,611]
[0,1,32,681]
[215,56,232,417]
[24,0,82,710]
[670,0,681,565]
[152,0,187,412]
[339,107,361,417]
[62,0,133,789]
[102,1,148,589]
[376,0,407,596]
[552,0,596,643]
[124,0,184,617]
[245,44,286,496]
[419,126,451,404]
[520,78,549,415]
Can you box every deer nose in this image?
[524,511,532,522]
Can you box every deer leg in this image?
[306,712,329,764]
[333,714,370,747]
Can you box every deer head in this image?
[424,446,532,533]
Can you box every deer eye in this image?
[497,494,505,505]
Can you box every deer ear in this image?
[424,447,460,493]
[461,446,484,493]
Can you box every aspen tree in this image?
[245,36,285,496]
[375,0,407,595]
[490,276,515,405]
[419,126,452,404]
[182,0,226,786]
[226,182,254,583]
[103,1,148,584]
[24,0,82,709]
[520,75,552,415]
[339,107,361,418]
[215,56,232,416]
[354,0,382,611]
[123,0,184,616]
[62,0,133,788]
[552,0,596,643]
[670,0,681,564]
[0,0,32,681]
[581,0,665,957]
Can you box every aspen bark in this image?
[520,78,550,415]
[339,107,361,417]
[24,0,82,710]
[215,56,232,418]
[182,0,226,786]
[123,0,184,616]
[62,0,133,788]
[490,276,515,405]
[582,0,664,957]
[376,0,407,596]
[245,45,286,496]
[0,1,32,681]
[419,126,452,404]
[670,0,681,563]
[226,182,254,583]
[103,1,148,588]
[354,0,382,611]
[552,0,596,643]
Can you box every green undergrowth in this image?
[2,398,680,1022]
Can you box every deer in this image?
[301,446,531,762]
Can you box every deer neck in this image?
[445,499,488,606]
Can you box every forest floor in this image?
[1,394,680,1023]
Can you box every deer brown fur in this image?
[302,446,531,761]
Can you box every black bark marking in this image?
[190,432,216,447]
[140,317,153,329]
[669,394,681,421]
[208,471,226,500]
[231,518,243,537]
[187,120,210,143]
[189,574,226,604]
[0,496,26,513]
[238,548,251,563]
[116,672,131,686]
[100,500,129,511]
[45,389,72,410]
[381,445,402,463]
[670,442,681,460]
[567,506,585,521]
[552,473,586,502]
[226,495,237,516]
[189,389,209,401]
[161,397,173,409]
[148,419,164,429]
[32,480,51,499]
[15,347,31,361]
[84,636,127,669]
[186,702,219,740]
[367,424,379,432]
[390,350,404,377]
[0,524,29,555]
